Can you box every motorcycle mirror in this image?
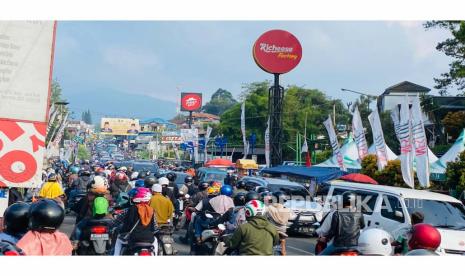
[206,213,213,219]
[218,224,226,231]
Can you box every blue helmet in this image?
[70,166,80,174]
[128,188,138,199]
[135,179,145,188]
[220,185,233,197]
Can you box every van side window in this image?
[381,195,405,223]
[356,191,378,215]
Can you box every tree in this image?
[202,88,238,115]
[442,111,465,139]
[424,21,465,95]
[81,110,92,124]
[445,151,465,196]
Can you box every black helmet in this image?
[342,191,357,207]
[256,186,269,194]
[233,192,247,206]
[144,177,157,189]
[29,199,65,231]
[184,175,193,184]
[3,202,30,235]
[259,191,273,203]
[236,180,246,189]
[199,182,209,191]
[79,170,91,177]
[272,191,288,204]
[166,172,177,182]
[245,191,259,202]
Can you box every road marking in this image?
[286,245,314,255]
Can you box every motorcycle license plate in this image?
[90,234,109,240]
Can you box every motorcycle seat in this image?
[130,242,154,248]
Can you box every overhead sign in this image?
[253,29,302,74]
[100,117,140,136]
[161,136,182,144]
[0,21,56,123]
[180,93,202,112]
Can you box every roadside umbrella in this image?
[205,158,235,168]
[339,173,378,184]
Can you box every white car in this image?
[320,180,465,255]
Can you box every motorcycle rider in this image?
[180,175,197,196]
[113,187,158,255]
[357,228,393,256]
[225,199,279,255]
[0,202,30,244]
[233,180,248,196]
[149,184,174,225]
[17,199,73,255]
[222,192,247,233]
[318,191,365,255]
[179,182,210,244]
[224,167,236,186]
[75,175,111,223]
[110,172,131,199]
[407,223,441,254]
[38,173,66,208]
[392,211,424,254]
[159,176,178,210]
[165,172,180,202]
[72,170,92,191]
[144,176,157,190]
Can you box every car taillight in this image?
[138,250,151,256]
[91,226,108,234]
[4,251,20,256]
[340,251,358,256]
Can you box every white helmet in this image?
[158,177,169,186]
[118,166,127,172]
[91,175,109,193]
[358,228,393,256]
[130,171,139,181]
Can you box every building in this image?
[140,117,177,132]
[377,81,431,113]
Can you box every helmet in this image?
[0,240,25,256]
[272,191,288,204]
[90,175,109,194]
[245,191,259,202]
[342,191,357,207]
[184,175,194,184]
[70,166,80,174]
[357,228,393,256]
[3,202,30,234]
[92,197,109,216]
[115,172,128,181]
[47,173,57,181]
[29,199,65,231]
[115,192,130,207]
[233,192,247,206]
[144,177,157,189]
[259,191,273,203]
[118,166,127,172]
[135,179,145,188]
[152,184,163,193]
[158,177,169,186]
[245,200,266,218]
[409,223,441,251]
[79,170,91,177]
[128,188,138,200]
[227,167,235,174]
[199,182,209,191]
[405,249,439,256]
[95,167,105,173]
[256,186,269,194]
[207,185,220,196]
[130,171,139,181]
[236,180,246,189]
[132,187,152,203]
[220,185,233,197]
[166,172,177,182]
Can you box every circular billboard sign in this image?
[253,29,302,74]
[181,93,202,112]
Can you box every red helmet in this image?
[409,223,441,251]
[116,172,127,181]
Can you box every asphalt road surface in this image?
[61,215,316,256]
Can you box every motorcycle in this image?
[75,218,114,255]
[173,192,190,230]
[156,224,177,255]
[66,189,87,214]
[193,213,227,255]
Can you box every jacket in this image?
[327,210,365,248]
[17,230,73,255]
[265,203,293,235]
[226,216,279,255]
[149,193,174,224]
[120,205,157,244]
[39,181,64,199]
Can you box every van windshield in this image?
[404,198,465,230]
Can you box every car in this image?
[157,171,189,189]
[132,161,159,176]
[320,180,465,255]
[240,176,323,235]
[196,167,228,185]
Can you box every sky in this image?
[52,21,454,122]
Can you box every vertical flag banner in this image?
[301,137,311,167]
[368,108,389,170]
[411,96,430,188]
[399,96,415,188]
[323,116,345,171]
[241,101,248,158]
[352,106,369,161]
[205,126,212,162]
[390,106,402,145]
[265,117,270,168]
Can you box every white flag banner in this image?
[323,116,345,171]
[172,142,180,160]
[192,127,199,162]
[265,117,270,168]
[399,97,415,188]
[301,137,308,153]
[205,126,212,162]
[241,101,248,158]
[352,106,369,161]
[411,96,430,188]
[390,107,401,142]
[52,113,68,145]
[0,21,56,123]
[368,108,389,170]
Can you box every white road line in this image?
[286,245,314,255]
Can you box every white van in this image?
[320,180,465,255]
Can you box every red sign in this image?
[253,29,302,74]
[181,93,202,112]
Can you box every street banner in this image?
[205,126,212,162]
[265,117,270,168]
[0,120,46,188]
[323,116,345,171]
[100,117,140,136]
[352,106,369,161]
[411,96,430,188]
[399,97,415,188]
[241,101,248,158]
[368,108,389,170]
[181,128,199,161]
[301,137,311,167]
[193,127,199,162]
[172,142,180,160]
[390,106,401,143]
[0,21,56,123]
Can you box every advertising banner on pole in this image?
[323,116,345,171]
[0,21,56,123]
[368,108,389,170]
[100,117,140,136]
[399,97,415,188]
[265,117,270,168]
[352,106,368,161]
[205,126,212,162]
[411,96,430,188]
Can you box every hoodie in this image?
[226,216,279,255]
